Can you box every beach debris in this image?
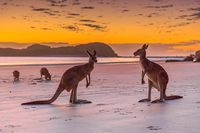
[147,126,162,130]
[65,118,72,122]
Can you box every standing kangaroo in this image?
[40,67,51,80]
[21,50,97,105]
[134,44,183,103]
[13,70,20,82]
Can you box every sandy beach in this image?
[0,62,200,133]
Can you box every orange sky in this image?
[0,0,200,55]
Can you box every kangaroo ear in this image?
[87,51,92,56]
[93,50,96,56]
[142,44,147,49]
[145,44,149,49]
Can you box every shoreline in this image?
[0,56,184,67]
[0,60,169,67]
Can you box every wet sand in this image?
[0,62,200,133]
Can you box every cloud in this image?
[187,7,200,19]
[152,0,164,2]
[190,12,200,19]
[68,13,80,16]
[81,6,95,10]
[0,42,69,49]
[31,6,60,16]
[61,25,80,32]
[46,0,67,7]
[176,40,200,46]
[167,40,200,52]
[168,22,191,28]
[32,7,50,12]
[145,4,173,9]
[79,19,96,22]
[146,12,160,18]
[2,2,7,5]
[41,27,51,30]
[46,0,67,4]
[188,7,200,11]
[81,23,107,31]
[175,6,200,23]
[122,9,129,13]
[72,1,80,5]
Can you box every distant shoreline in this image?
[0,56,184,67]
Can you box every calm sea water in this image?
[0,57,183,66]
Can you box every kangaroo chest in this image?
[139,60,147,72]
[139,60,160,90]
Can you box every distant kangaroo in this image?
[40,67,51,80]
[21,50,97,105]
[134,44,183,103]
[13,70,20,82]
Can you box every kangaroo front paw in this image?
[151,99,164,103]
[138,98,151,102]
[141,80,145,84]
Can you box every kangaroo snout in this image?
[133,52,137,57]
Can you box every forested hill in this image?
[0,42,118,57]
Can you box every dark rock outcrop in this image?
[194,51,200,62]
[183,54,194,61]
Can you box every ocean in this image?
[0,56,183,66]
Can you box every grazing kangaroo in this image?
[40,67,51,80]
[13,70,20,82]
[134,44,183,103]
[21,50,97,105]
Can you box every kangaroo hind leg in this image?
[151,80,166,103]
[68,84,78,104]
[138,79,152,102]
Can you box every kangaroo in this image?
[40,67,51,80]
[134,44,183,103]
[21,50,97,105]
[13,70,20,82]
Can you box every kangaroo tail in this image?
[165,95,183,100]
[21,83,63,105]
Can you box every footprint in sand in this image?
[65,118,72,122]
[39,116,60,122]
[30,82,37,85]
[99,109,109,113]
[5,125,21,128]
[147,126,162,131]
[49,116,60,120]
[96,103,107,106]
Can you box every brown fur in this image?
[21,50,97,105]
[13,70,20,81]
[134,44,183,103]
[40,67,51,80]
